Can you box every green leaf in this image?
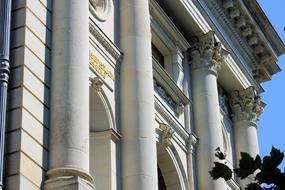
[256,147,284,185]
[245,183,263,190]
[209,162,232,181]
[234,152,261,179]
[269,147,284,168]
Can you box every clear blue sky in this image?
[257,0,285,170]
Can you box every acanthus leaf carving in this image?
[189,31,227,75]
[229,86,264,123]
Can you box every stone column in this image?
[44,0,94,189]
[120,0,158,190]
[190,31,226,190]
[229,86,264,188]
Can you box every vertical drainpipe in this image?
[0,0,12,189]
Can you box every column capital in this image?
[189,31,226,75]
[229,86,265,123]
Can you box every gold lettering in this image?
[89,50,115,80]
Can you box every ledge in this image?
[89,19,123,63]
[153,58,191,116]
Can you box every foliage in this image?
[209,147,285,190]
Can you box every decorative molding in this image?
[90,128,122,142]
[206,0,280,82]
[89,22,122,62]
[158,123,175,147]
[229,86,265,123]
[189,31,228,75]
[89,0,111,22]
[46,167,95,186]
[155,101,189,142]
[204,0,257,65]
[153,58,190,117]
[154,80,184,116]
[155,99,199,154]
[90,76,104,91]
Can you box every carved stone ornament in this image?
[90,76,104,91]
[159,124,175,147]
[90,0,111,22]
[154,80,185,116]
[229,86,264,123]
[189,31,227,75]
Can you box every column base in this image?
[45,176,95,190]
[44,168,95,190]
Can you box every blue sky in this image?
[257,0,285,170]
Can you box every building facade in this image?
[1,0,284,189]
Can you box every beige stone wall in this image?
[5,0,52,189]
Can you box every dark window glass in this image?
[158,165,167,190]
[152,43,165,68]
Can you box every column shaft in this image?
[230,87,263,188]
[120,0,158,190]
[190,31,226,190]
[46,0,94,189]
[234,121,259,159]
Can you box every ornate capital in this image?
[189,31,226,74]
[229,86,264,123]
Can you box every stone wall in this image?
[5,0,52,189]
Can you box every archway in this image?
[89,86,118,190]
[157,143,183,190]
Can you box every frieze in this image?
[154,80,184,116]
[89,23,122,62]
[89,50,115,81]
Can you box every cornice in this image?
[89,20,122,62]
[242,0,285,56]
[205,0,257,67]
[207,0,281,82]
